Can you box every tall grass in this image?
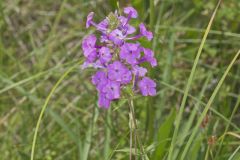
[0,0,239,159]
[167,0,222,159]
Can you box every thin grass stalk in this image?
[215,96,240,157]
[40,0,67,70]
[155,32,175,138]
[228,146,240,160]
[174,74,211,158]
[158,80,240,131]
[204,146,210,160]
[0,60,79,94]
[180,50,240,160]
[167,1,222,159]
[30,61,81,160]
[150,0,154,31]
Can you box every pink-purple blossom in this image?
[92,71,108,90]
[99,47,112,64]
[120,43,141,65]
[139,23,153,41]
[142,48,157,67]
[82,7,157,108]
[102,81,121,100]
[138,77,157,96]
[107,61,129,82]
[124,7,138,18]
[86,12,94,28]
[133,66,147,77]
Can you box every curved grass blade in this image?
[30,61,81,160]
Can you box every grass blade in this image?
[30,61,81,160]
[216,95,240,156]
[47,108,78,142]
[180,50,240,159]
[228,146,240,160]
[167,1,222,159]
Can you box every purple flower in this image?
[86,12,94,28]
[108,29,125,45]
[124,7,138,18]
[118,16,127,25]
[82,60,105,69]
[97,19,108,32]
[98,92,111,108]
[139,23,153,41]
[102,81,121,100]
[121,70,132,84]
[99,47,112,64]
[119,16,136,35]
[82,35,98,62]
[107,61,128,82]
[82,34,97,51]
[92,71,108,90]
[133,66,147,77]
[82,7,158,109]
[86,49,98,62]
[100,34,109,43]
[142,48,157,67]
[138,77,156,96]
[124,25,136,35]
[120,43,141,65]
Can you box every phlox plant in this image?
[82,6,157,108]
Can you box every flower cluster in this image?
[82,7,157,108]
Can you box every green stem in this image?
[129,107,133,160]
[128,97,148,160]
[104,109,111,160]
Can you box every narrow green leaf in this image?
[167,1,222,159]
[181,50,240,159]
[152,109,176,159]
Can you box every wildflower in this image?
[138,77,156,96]
[124,7,138,18]
[102,81,121,100]
[120,43,141,65]
[139,23,153,41]
[98,93,111,108]
[92,71,108,90]
[82,7,157,108]
[142,48,157,67]
[132,66,147,77]
[99,47,112,64]
[107,61,129,82]
[86,12,94,28]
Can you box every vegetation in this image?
[0,0,239,159]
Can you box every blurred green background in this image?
[0,0,240,159]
